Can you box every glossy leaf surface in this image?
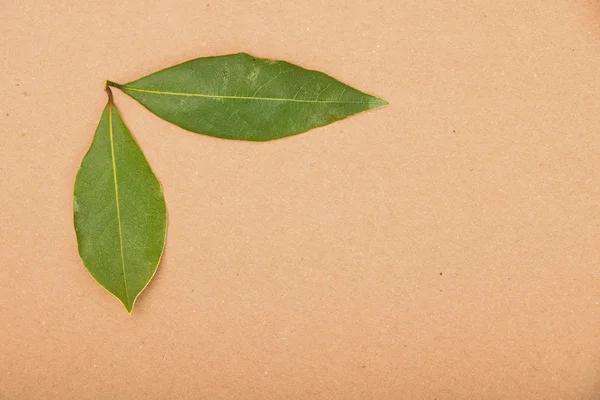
[109,52,388,141]
[74,98,167,312]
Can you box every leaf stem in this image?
[106,80,123,89]
[105,85,114,104]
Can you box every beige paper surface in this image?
[1,1,599,398]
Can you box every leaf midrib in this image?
[121,86,384,105]
[108,103,129,307]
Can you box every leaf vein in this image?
[108,104,130,307]
[252,69,294,97]
[123,86,374,104]
[316,83,333,101]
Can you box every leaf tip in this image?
[123,301,134,314]
[371,96,389,108]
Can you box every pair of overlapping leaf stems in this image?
[73,52,388,312]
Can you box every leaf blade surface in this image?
[113,52,388,141]
[74,101,167,312]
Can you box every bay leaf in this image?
[107,52,388,141]
[74,91,167,312]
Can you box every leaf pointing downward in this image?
[74,94,167,312]
[107,52,388,141]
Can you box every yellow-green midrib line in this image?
[110,83,387,105]
[108,103,130,309]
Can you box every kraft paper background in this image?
[1,1,599,398]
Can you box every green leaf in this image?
[107,52,388,141]
[74,93,167,312]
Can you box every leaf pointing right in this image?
[107,52,388,141]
